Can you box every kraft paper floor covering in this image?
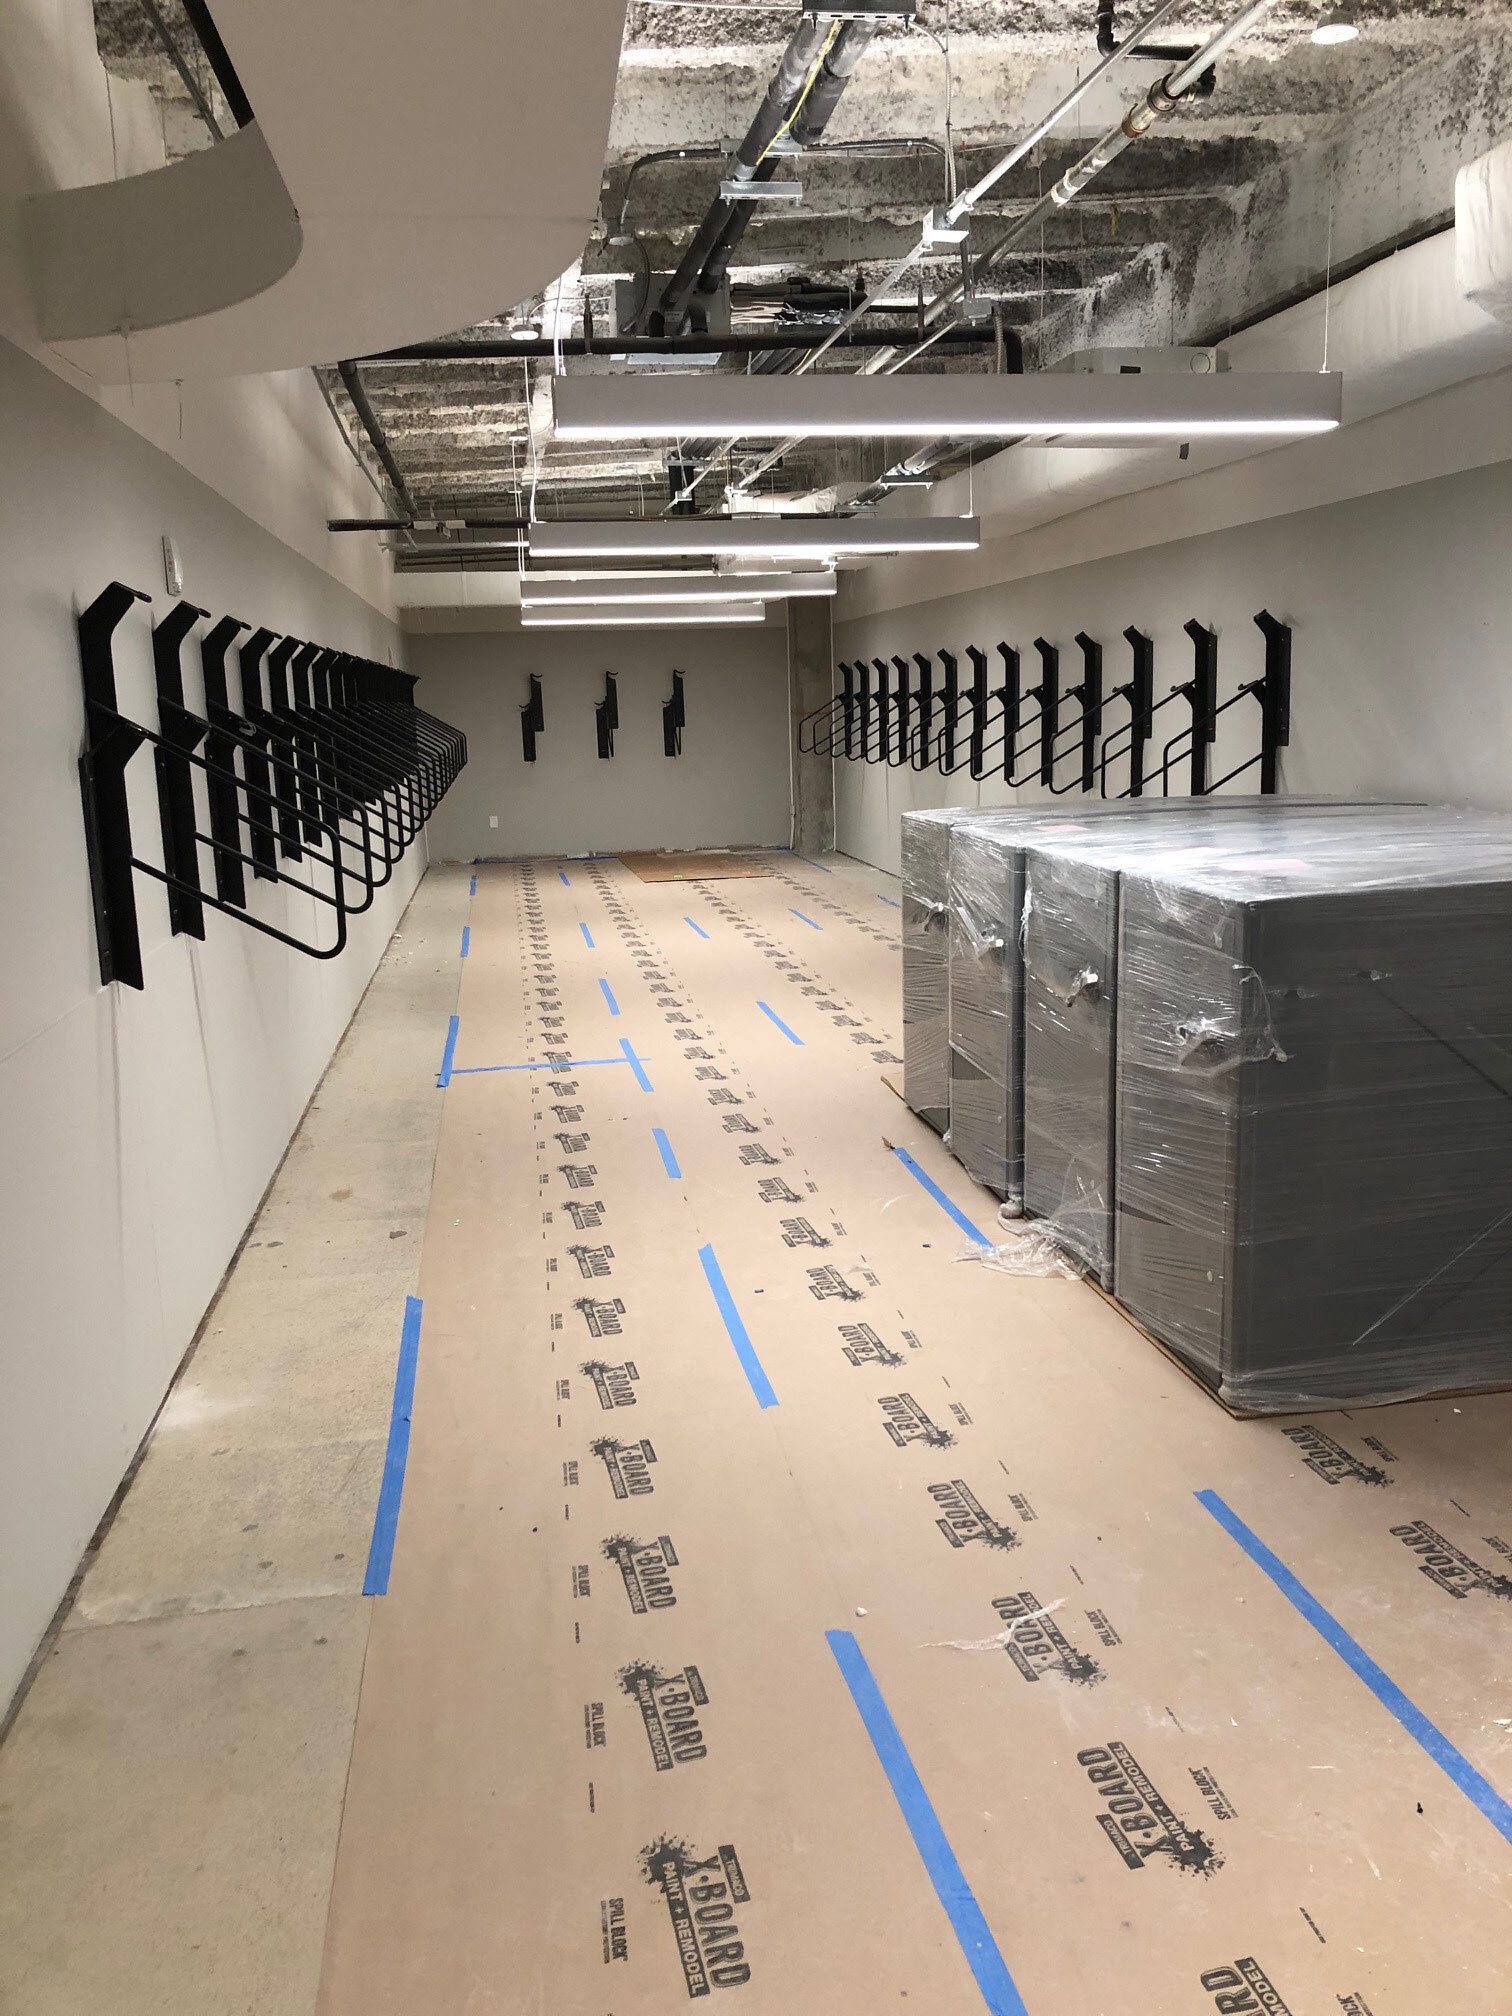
[316,853,1510,2016]
[3,853,1508,2016]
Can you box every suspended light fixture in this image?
[551,372,1342,443]
[528,518,980,562]
[1311,6,1359,44]
[520,572,836,606]
[520,602,767,628]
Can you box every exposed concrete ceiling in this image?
[94,0,1511,549]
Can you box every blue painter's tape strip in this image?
[559,869,571,886]
[685,916,710,940]
[450,1056,629,1074]
[791,908,822,929]
[890,1144,991,1248]
[460,926,470,959]
[621,1038,653,1092]
[878,893,901,909]
[437,1014,459,1087]
[653,1126,681,1178]
[364,1296,423,1596]
[469,872,477,896]
[580,922,595,949]
[1196,1490,1512,1845]
[826,1631,1028,2014]
[757,1000,803,1046]
[600,978,620,1017]
[697,1243,778,1408]
[797,856,834,873]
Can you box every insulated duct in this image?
[651,18,875,335]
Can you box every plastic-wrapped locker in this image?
[1018,802,1409,1286]
[947,798,1353,1218]
[902,808,976,1133]
[1114,806,1512,1412]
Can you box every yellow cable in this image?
[755,22,840,168]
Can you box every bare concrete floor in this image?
[0,867,468,2016]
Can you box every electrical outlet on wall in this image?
[162,535,184,596]
[489,815,499,828]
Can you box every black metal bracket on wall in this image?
[890,657,911,765]
[911,652,934,771]
[521,673,544,761]
[1251,610,1291,793]
[938,649,959,772]
[966,646,989,780]
[995,642,1020,782]
[595,671,618,759]
[1173,619,1219,795]
[1028,639,1059,787]
[76,582,465,990]
[663,669,686,756]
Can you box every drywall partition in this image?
[0,334,422,1713]
[412,623,792,859]
[833,451,1512,876]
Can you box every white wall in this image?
[833,447,1512,876]
[412,622,792,859]
[0,332,424,1711]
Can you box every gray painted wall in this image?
[413,625,792,859]
[833,456,1512,875]
[0,334,423,1710]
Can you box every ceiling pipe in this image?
[363,325,998,364]
[336,361,417,520]
[1095,0,1215,91]
[650,16,867,337]
[734,0,1288,506]
[672,0,1190,509]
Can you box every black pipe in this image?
[336,362,417,520]
[691,22,877,321]
[178,0,254,126]
[1095,0,1214,93]
[652,18,834,337]
[364,323,998,365]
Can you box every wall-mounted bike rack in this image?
[663,669,686,757]
[521,673,544,762]
[595,670,619,759]
[798,611,1294,803]
[77,581,465,990]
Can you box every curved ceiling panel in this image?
[36,0,627,384]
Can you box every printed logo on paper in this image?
[929,1479,1018,1550]
[583,1359,640,1409]
[1390,1520,1512,1600]
[1283,1425,1389,1488]
[592,1435,658,1498]
[619,1663,711,1771]
[992,1591,1102,1686]
[1077,1742,1223,1875]
[878,1392,955,1450]
[604,1533,680,1613]
[1199,1959,1296,2014]
[640,1838,753,1994]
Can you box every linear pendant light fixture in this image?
[551,371,1343,443]
[520,602,766,628]
[520,572,835,606]
[528,518,980,561]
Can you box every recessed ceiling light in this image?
[551,372,1343,443]
[1311,6,1359,44]
[528,518,980,561]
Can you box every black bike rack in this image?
[595,671,618,759]
[521,673,544,762]
[77,582,465,991]
[663,669,686,757]
[796,613,1295,800]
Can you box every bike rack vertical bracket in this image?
[1180,619,1218,795]
[150,597,211,938]
[966,645,989,780]
[996,642,1020,782]
[911,652,933,771]
[522,672,544,761]
[938,648,958,772]
[663,668,685,757]
[890,657,911,765]
[1252,609,1292,794]
[595,670,618,759]
[1071,632,1103,794]
[78,582,153,989]
[1030,638,1059,787]
[1113,626,1154,799]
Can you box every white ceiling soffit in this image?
[32,0,626,384]
[550,372,1344,443]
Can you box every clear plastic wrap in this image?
[902,809,975,1132]
[1108,806,1512,1412]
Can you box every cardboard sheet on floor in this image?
[618,851,774,881]
[317,852,1512,2016]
